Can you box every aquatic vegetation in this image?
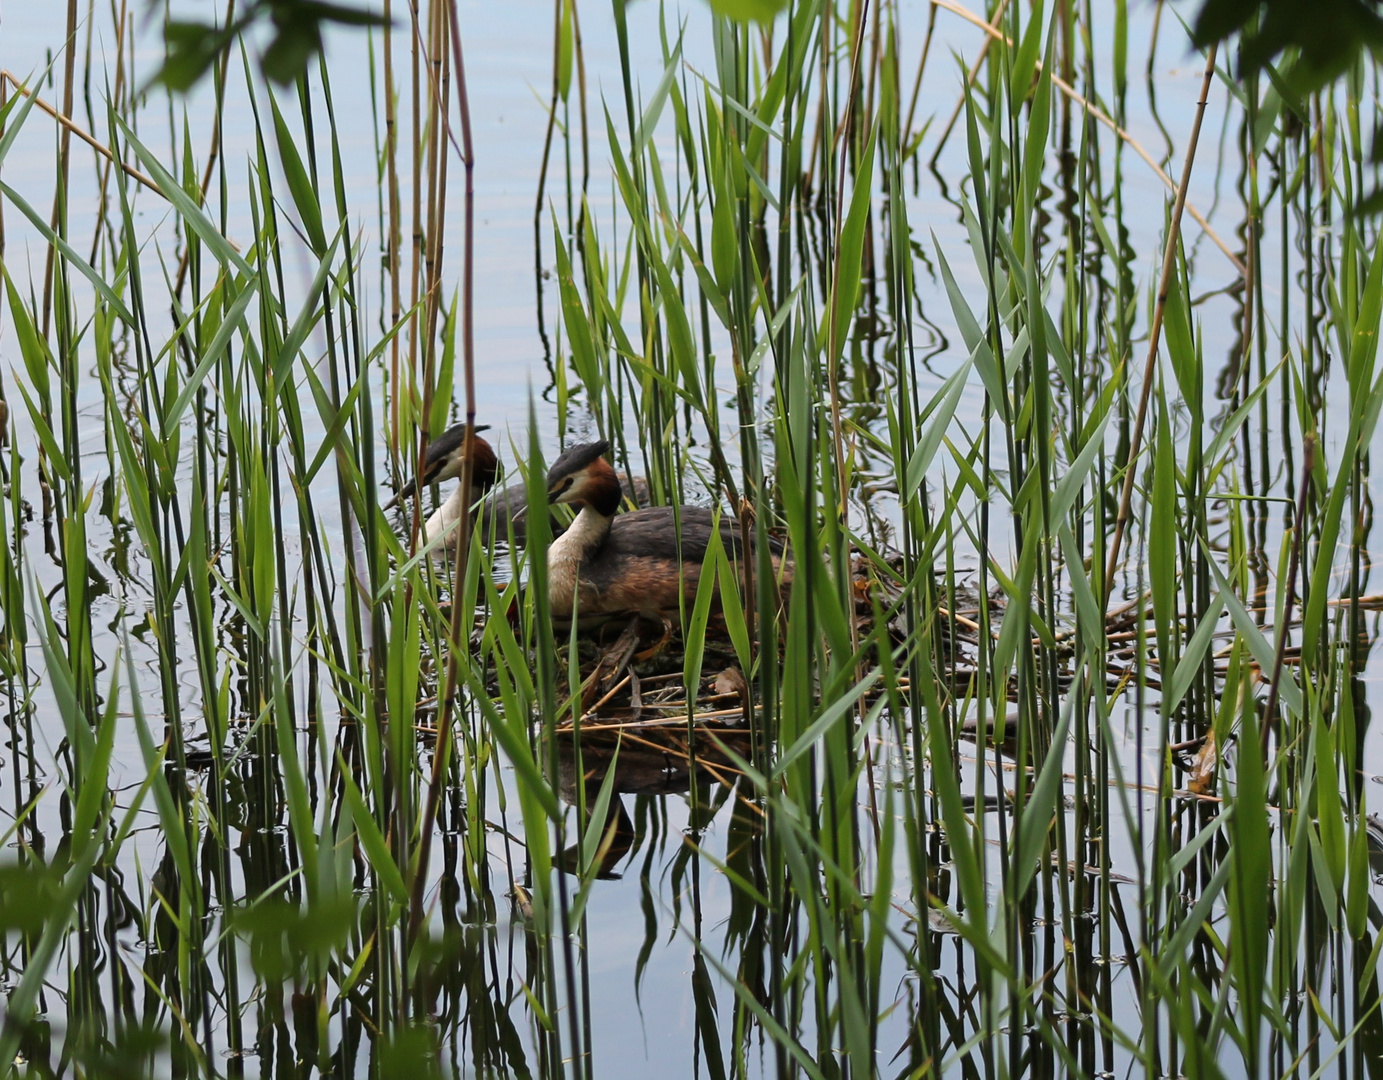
[1,1,1382,1077]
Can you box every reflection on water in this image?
[554,724,753,876]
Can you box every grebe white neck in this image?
[423,482,483,556]
[547,504,613,617]
[549,503,612,561]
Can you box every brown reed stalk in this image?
[902,0,938,151]
[408,0,479,955]
[420,0,450,408]
[0,72,159,194]
[385,0,404,471]
[1102,42,1219,603]
[41,0,79,339]
[405,0,425,460]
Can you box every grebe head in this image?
[546,440,623,516]
[388,422,497,508]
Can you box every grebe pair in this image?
[392,425,774,622]
[388,423,643,548]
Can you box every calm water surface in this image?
[2,1,1377,1076]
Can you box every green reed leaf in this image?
[115,116,252,278]
[827,123,877,361]
[270,91,327,253]
[0,179,135,324]
[703,0,790,21]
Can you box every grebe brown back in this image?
[543,440,783,622]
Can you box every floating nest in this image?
[543,565,1168,735]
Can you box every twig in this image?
[928,1,1242,274]
[0,71,160,195]
[1102,42,1220,603]
[926,0,1010,168]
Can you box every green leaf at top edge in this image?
[702,0,790,23]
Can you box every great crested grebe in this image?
[544,440,782,622]
[385,422,499,548]
[389,423,655,547]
